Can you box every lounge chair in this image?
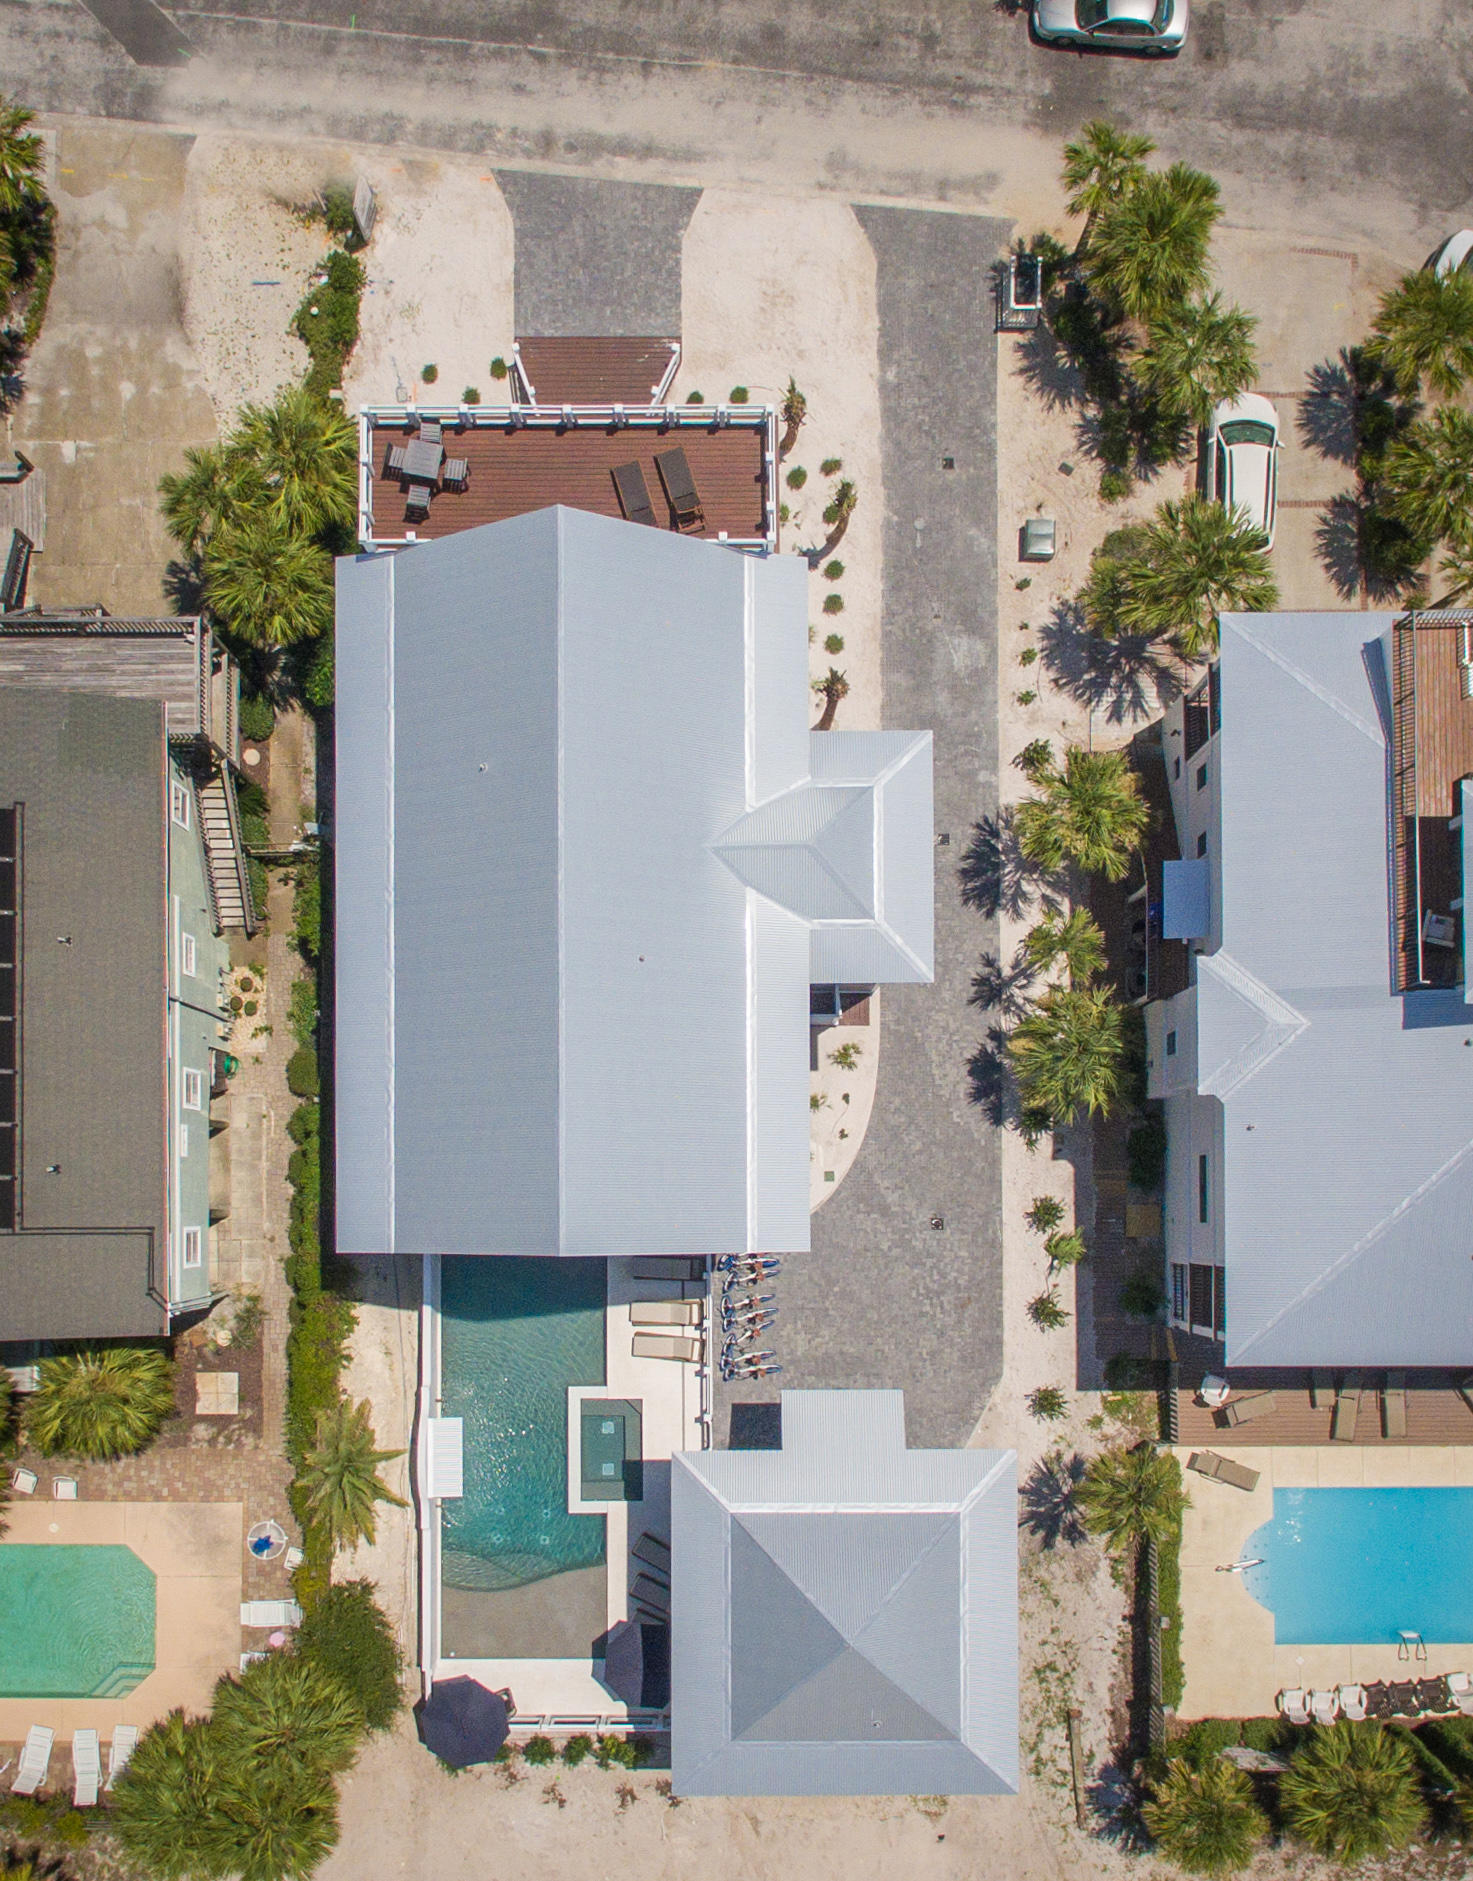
[630,1300,702,1328]
[654,447,705,531]
[1220,1391,1277,1426]
[441,457,469,493]
[1416,1676,1451,1713]
[1309,1370,1334,1410]
[72,1730,100,1807]
[1337,1683,1368,1721]
[1186,1450,1261,1492]
[240,1599,303,1628]
[631,1257,705,1282]
[1449,1672,1473,1716]
[1276,1688,1310,1725]
[239,1651,269,1672]
[1382,1371,1407,1439]
[106,1725,139,1791]
[404,482,432,523]
[1308,1690,1338,1725]
[631,1572,669,1612]
[611,461,658,527]
[1388,1679,1421,1714]
[1364,1681,1394,1719]
[53,1475,78,1500]
[9,1466,36,1495]
[631,1332,701,1362]
[632,1532,671,1575]
[1331,1375,1362,1442]
[12,1726,53,1795]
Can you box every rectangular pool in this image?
[0,1545,156,1697]
[1243,1487,1473,1644]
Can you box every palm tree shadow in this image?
[1037,596,1184,726]
[1019,1452,1088,1549]
[957,807,1052,921]
[1314,490,1423,605]
[965,1027,1013,1126]
[1012,322,1087,417]
[970,943,1037,1021]
[1314,494,1364,600]
[164,557,207,614]
[1299,353,1359,465]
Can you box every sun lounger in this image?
[1310,1370,1334,1410]
[53,1476,78,1500]
[1185,1450,1261,1492]
[240,1599,303,1628]
[1388,1680,1421,1715]
[632,1532,671,1574]
[106,1725,138,1791]
[631,1332,701,1362]
[1276,1688,1310,1725]
[1415,1676,1451,1713]
[1364,1681,1394,1719]
[1220,1392,1277,1427]
[1382,1371,1407,1439]
[654,447,705,531]
[239,1651,268,1672]
[1337,1683,1368,1721]
[12,1726,52,1795]
[630,1300,703,1328]
[631,1572,669,1613]
[612,461,658,527]
[9,1466,36,1495]
[1331,1375,1362,1442]
[72,1730,100,1807]
[1308,1690,1338,1725]
[631,1257,706,1282]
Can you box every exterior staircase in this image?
[198,767,257,934]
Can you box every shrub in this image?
[1120,1269,1165,1318]
[240,692,276,742]
[247,858,270,920]
[297,1580,402,1730]
[302,632,334,711]
[824,633,844,653]
[244,999,258,1016]
[595,1734,638,1769]
[1016,689,1037,706]
[0,1792,89,1845]
[231,994,245,1013]
[321,184,358,241]
[1028,1291,1069,1330]
[294,861,321,960]
[1025,1195,1065,1233]
[1019,645,1038,665]
[1099,466,1133,503]
[293,249,367,398]
[829,1042,860,1070]
[26,1347,175,1459]
[1176,1716,1241,1770]
[822,593,843,614]
[823,559,845,580]
[1016,738,1053,780]
[561,1734,593,1767]
[1127,1109,1168,1189]
[287,1046,320,1098]
[1044,1228,1087,1271]
[212,1651,365,1775]
[230,1292,264,1350]
[461,386,481,405]
[820,457,842,475]
[1028,1386,1068,1421]
[287,1101,320,1147]
[685,390,704,405]
[421,363,438,384]
[728,385,749,404]
[523,1735,556,1766]
[778,502,790,524]
[786,465,807,489]
[1239,1717,1286,1754]
[289,976,318,1047]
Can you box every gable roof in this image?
[671,1391,1017,1796]
[1205,612,1473,1365]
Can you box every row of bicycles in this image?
[715,1253,782,1381]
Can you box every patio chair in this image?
[72,1730,100,1807]
[385,444,409,480]
[441,457,469,493]
[240,1599,303,1628]
[1309,1370,1334,1410]
[1382,1371,1408,1439]
[1276,1688,1310,1725]
[612,460,658,528]
[1308,1690,1338,1726]
[630,1300,703,1328]
[106,1725,139,1791]
[632,1532,671,1575]
[1331,1375,1362,1442]
[9,1466,36,1495]
[1220,1391,1277,1427]
[654,447,705,532]
[1336,1683,1368,1721]
[418,421,443,447]
[12,1726,53,1795]
[404,482,432,523]
[631,1332,701,1362]
[53,1475,78,1500]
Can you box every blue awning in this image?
[1163,858,1210,940]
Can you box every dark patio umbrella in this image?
[601,1619,670,1710]
[417,1677,512,1766]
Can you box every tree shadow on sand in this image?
[1314,491,1426,605]
[1038,596,1184,727]
[1298,353,1360,466]
[1019,1451,1088,1550]
[1011,321,1088,418]
[957,807,1059,922]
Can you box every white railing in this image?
[417,1252,442,1699]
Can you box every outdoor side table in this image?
[247,1518,288,1561]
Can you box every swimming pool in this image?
[0,1545,156,1697]
[1243,1488,1473,1644]
[439,1257,607,1594]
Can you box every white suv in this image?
[1205,393,1280,551]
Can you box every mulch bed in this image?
[155,1325,264,1448]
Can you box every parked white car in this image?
[1205,393,1280,550]
[1429,231,1473,278]
[1031,0,1188,53]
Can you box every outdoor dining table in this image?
[401,436,443,483]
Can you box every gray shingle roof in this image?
[333,509,934,1259]
[671,1391,1018,1796]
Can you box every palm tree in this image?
[1061,120,1155,254]
[1279,1723,1426,1863]
[212,1652,364,1775]
[1077,1443,1185,1554]
[1113,495,1279,662]
[1434,527,1473,607]
[299,1397,407,1552]
[812,666,849,731]
[1027,1291,1069,1330]
[1007,985,1125,1123]
[1025,1195,1065,1234]
[206,1759,341,1881]
[1014,745,1149,882]
[821,479,857,554]
[159,444,253,558]
[1382,405,1473,548]
[1371,267,1473,400]
[110,1710,222,1881]
[1085,164,1221,329]
[26,1347,175,1459]
[1044,1228,1088,1273]
[779,377,807,458]
[1135,293,1260,428]
[1023,907,1107,985]
[204,515,334,647]
[1143,1756,1268,1875]
[237,385,357,538]
[0,98,44,218]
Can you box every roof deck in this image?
[512,337,680,407]
[1389,612,1473,991]
[360,406,776,551]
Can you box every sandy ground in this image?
[809,1005,880,1208]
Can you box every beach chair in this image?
[72,1730,100,1807]
[106,1725,139,1791]
[1185,1450,1261,1492]
[9,1466,36,1495]
[1449,1672,1473,1717]
[632,1532,671,1576]
[654,447,705,531]
[1331,1375,1362,1442]
[53,1476,78,1500]
[12,1726,52,1795]
[1415,1676,1451,1713]
[1337,1683,1368,1721]
[240,1599,303,1628]
[1220,1391,1277,1427]
[631,1572,669,1613]
[1309,1370,1334,1410]
[1388,1680,1421,1715]
[1459,1377,1473,1420]
[1276,1689,1310,1725]
[630,1300,703,1328]
[631,1332,701,1362]
[1382,1371,1407,1439]
[1308,1690,1338,1726]
[611,461,658,527]
[1364,1681,1394,1719]
[441,457,469,493]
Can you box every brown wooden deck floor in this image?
[514,338,679,406]
[1177,1380,1473,1447]
[367,418,769,545]
[1391,616,1473,987]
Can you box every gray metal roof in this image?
[1203,612,1473,1365]
[0,689,168,1340]
[670,1391,1017,1796]
[334,509,934,1259]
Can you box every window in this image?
[1173,756,1181,780]
[1188,1262,1215,1331]
[1198,1153,1210,1223]
[1170,1263,1188,1324]
[181,1225,202,1268]
[181,931,197,977]
[179,1123,189,1159]
[1196,763,1208,791]
[1166,1030,1177,1057]
[1196,831,1208,858]
[182,1067,204,1111]
[170,778,191,829]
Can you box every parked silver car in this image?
[1031,0,1188,53]
[1205,393,1280,551]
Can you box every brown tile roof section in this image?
[514,337,679,405]
[368,417,769,544]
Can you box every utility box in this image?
[1020,517,1056,562]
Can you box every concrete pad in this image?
[1213,230,1359,392]
[1312,1445,1369,1486]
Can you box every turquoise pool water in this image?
[0,1545,156,1697]
[439,1257,607,1593]
[1243,1488,1473,1644]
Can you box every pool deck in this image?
[0,1500,241,1746]
[1177,1444,1473,1720]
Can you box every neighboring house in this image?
[334,507,934,1259]
[1146,611,1473,1366]
[0,688,231,1342]
[671,1390,1018,1796]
